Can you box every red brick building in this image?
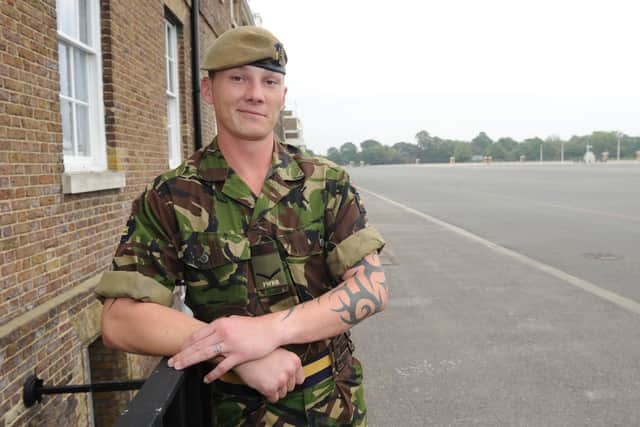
[0,0,254,425]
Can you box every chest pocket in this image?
[278,223,327,299]
[179,231,251,321]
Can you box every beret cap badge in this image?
[274,42,287,68]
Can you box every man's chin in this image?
[230,130,273,143]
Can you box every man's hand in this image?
[168,314,282,380]
[167,252,387,382]
[223,348,304,403]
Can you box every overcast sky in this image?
[250,0,640,154]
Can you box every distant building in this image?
[0,1,254,426]
[276,110,307,151]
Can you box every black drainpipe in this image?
[191,0,203,150]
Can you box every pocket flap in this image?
[180,231,250,269]
[279,227,323,257]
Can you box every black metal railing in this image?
[23,376,145,407]
[114,358,211,427]
[23,358,211,426]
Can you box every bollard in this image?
[601,151,609,163]
[636,151,640,161]
[520,155,525,162]
[449,156,455,165]
[584,151,595,163]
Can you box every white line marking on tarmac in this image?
[361,187,640,316]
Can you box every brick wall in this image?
[1,294,101,426]
[0,0,65,325]
[88,339,130,427]
[0,0,252,425]
[102,0,168,191]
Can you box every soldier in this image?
[96,26,387,426]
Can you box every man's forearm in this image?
[103,297,304,397]
[166,253,387,378]
[101,297,207,356]
[273,252,388,346]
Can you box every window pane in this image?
[61,100,74,155]
[75,104,90,156]
[168,26,175,59]
[74,50,88,102]
[167,98,178,161]
[167,125,173,159]
[165,58,170,91]
[168,60,175,93]
[78,0,90,44]
[165,20,180,168]
[56,0,78,38]
[58,43,71,97]
[164,23,170,59]
[167,98,174,136]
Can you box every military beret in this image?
[201,26,287,74]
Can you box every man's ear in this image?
[201,77,214,105]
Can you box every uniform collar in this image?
[197,137,229,182]
[269,140,304,182]
[197,137,304,184]
[197,137,305,210]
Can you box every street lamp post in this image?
[617,132,621,161]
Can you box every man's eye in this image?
[230,75,244,82]
[265,79,279,86]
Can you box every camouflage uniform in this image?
[95,138,385,426]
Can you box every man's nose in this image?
[245,79,265,103]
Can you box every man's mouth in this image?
[238,109,266,118]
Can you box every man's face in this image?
[204,66,287,142]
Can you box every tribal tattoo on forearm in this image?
[280,253,387,324]
[330,253,386,325]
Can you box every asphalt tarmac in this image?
[347,162,640,426]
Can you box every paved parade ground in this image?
[347,162,640,426]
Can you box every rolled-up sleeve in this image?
[324,168,385,280]
[95,184,181,306]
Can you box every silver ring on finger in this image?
[213,342,223,355]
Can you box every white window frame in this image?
[56,0,107,172]
[165,19,181,169]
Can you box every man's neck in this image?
[217,132,274,196]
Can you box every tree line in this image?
[325,131,640,165]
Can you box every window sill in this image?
[62,171,126,194]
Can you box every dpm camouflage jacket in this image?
[95,138,385,362]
